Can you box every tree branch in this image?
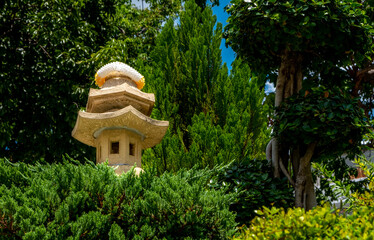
[300,142,317,168]
[279,158,295,187]
[357,64,374,77]
[39,45,52,59]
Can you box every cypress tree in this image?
[141,0,270,173]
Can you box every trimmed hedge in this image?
[0,158,237,239]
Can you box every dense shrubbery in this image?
[234,205,374,239]
[2,151,374,239]
[0,158,237,239]
[234,158,374,239]
[209,159,294,225]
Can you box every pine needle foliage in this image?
[0,157,237,239]
[141,0,270,174]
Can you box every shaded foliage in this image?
[238,156,374,238]
[224,0,373,82]
[0,0,181,163]
[313,158,367,206]
[274,86,369,161]
[224,0,374,209]
[209,159,294,225]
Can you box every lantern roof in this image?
[86,77,155,116]
[72,106,168,149]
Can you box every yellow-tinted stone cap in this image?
[95,62,145,90]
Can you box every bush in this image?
[0,158,237,239]
[274,86,368,161]
[234,154,374,239]
[348,154,374,209]
[208,159,294,225]
[235,205,374,239]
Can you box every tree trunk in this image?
[295,142,317,210]
[270,50,318,210]
[272,50,302,177]
[274,51,303,107]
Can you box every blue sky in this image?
[132,0,236,69]
[210,0,236,71]
[132,0,275,92]
[210,1,275,93]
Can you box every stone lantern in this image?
[72,62,169,174]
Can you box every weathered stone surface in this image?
[86,78,155,116]
[72,66,168,175]
[102,74,137,88]
[95,128,142,167]
[72,105,168,149]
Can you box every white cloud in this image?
[265,81,275,94]
[131,0,150,10]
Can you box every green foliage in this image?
[234,204,374,240]
[274,86,369,160]
[144,0,224,127]
[237,156,374,239]
[351,181,374,210]
[0,157,237,239]
[233,147,374,239]
[344,152,374,209]
[141,0,270,173]
[0,0,181,163]
[224,0,374,140]
[271,84,370,208]
[224,0,373,77]
[224,0,374,209]
[208,159,294,225]
[313,159,365,206]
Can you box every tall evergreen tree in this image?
[141,0,269,173]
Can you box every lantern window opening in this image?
[129,143,135,156]
[111,141,120,154]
